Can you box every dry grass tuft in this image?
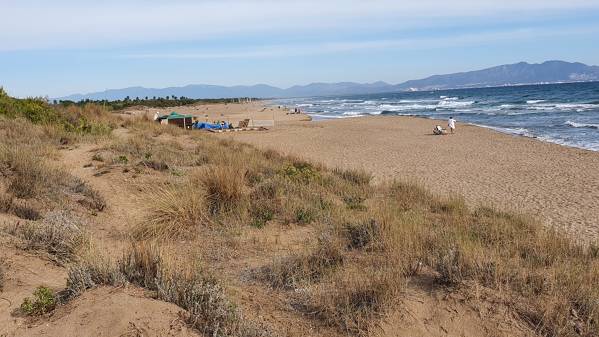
[199,165,247,214]
[6,211,89,264]
[333,167,372,186]
[343,218,385,251]
[262,233,344,289]
[0,146,66,199]
[307,265,403,335]
[134,183,209,240]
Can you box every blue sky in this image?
[1,0,599,97]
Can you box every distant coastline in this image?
[57,60,599,101]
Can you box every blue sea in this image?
[276,82,599,151]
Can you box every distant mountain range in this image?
[58,60,599,101]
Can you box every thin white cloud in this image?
[1,0,599,51]
[119,25,599,59]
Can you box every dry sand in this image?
[217,112,599,241]
[124,101,310,125]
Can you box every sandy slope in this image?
[223,115,599,241]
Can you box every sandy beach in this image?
[124,101,310,125]
[210,108,599,241]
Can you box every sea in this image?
[276,82,599,151]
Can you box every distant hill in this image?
[58,61,599,101]
[395,60,599,91]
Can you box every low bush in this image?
[0,88,114,137]
[61,253,124,302]
[0,194,41,220]
[21,286,56,315]
[7,211,89,264]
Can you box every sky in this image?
[1,0,599,98]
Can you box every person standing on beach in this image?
[448,116,456,134]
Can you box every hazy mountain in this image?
[58,61,599,101]
[394,60,599,91]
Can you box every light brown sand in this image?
[221,114,599,241]
[124,101,310,125]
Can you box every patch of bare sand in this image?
[222,116,599,241]
[12,287,199,337]
[0,231,66,336]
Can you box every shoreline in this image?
[220,111,599,242]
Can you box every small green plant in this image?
[251,208,273,229]
[117,155,129,164]
[21,286,56,315]
[281,162,320,183]
[91,153,104,162]
[295,207,315,225]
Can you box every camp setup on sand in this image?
[155,113,269,132]
[156,112,194,129]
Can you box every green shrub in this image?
[281,161,320,183]
[0,88,113,136]
[21,286,56,315]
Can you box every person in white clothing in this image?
[448,116,456,134]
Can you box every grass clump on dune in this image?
[64,243,270,337]
[5,211,89,265]
[134,183,210,240]
[200,165,247,215]
[262,233,345,289]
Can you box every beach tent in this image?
[157,112,194,129]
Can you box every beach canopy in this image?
[158,112,193,121]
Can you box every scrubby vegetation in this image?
[6,211,89,265]
[63,243,269,337]
[57,96,258,110]
[0,88,114,136]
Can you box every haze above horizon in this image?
[1,0,599,98]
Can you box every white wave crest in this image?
[565,121,599,129]
[437,100,474,108]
